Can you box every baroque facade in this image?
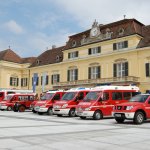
[0,18,150,94]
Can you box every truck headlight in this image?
[62,104,68,108]
[85,107,91,111]
[126,106,133,110]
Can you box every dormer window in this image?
[36,59,40,65]
[118,28,124,36]
[72,40,77,47]
[56,55,60,62]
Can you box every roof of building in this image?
[0,49,22,63]
[21,57,37,64]
[63,18,145,50]
[0,49,37,64]
[137,25,150,48]
[29,46,64,68]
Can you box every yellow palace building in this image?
[0,18,150,94]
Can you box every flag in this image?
[42,72,46,92]
[32,73,38,93]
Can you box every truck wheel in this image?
[18,105,26,112]
[115,118,125,123]
[80,116,86,119]
[93,110,103,120]
[57,114,62,117]
[134,111,144,124]
[47,108,53,116]
[38,112,43,115]
[32,110,36,113]
[69,108,76,117]
[7,106,12,111]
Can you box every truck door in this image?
[101,92,112,116]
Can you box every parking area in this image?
[0,111,150,150]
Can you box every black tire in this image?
[7,106,12,111]
[38,112,43,115]
[115,118,125,123]
[57,114,62,117]
[134,111,145,124]
[18,105,26,112]
[32,109,37,113]
[93,110,103,120]
[69,108,76,117]
[47,108,53,116]
[80,116,86,119]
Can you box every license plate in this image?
[115,113,122,117]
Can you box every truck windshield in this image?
[129,95,149,103]
[41,93,54,100]
[61,92,77,101]
[83,91,102,101]
[3,95,13,101]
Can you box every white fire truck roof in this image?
[92,86,139,91]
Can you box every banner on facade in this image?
[42,72,47,92]
[32,73,38,93]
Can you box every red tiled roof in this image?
[29,46,64,68]
[21,57,37,64]
[63,19,144,50]
[0,49,22,63]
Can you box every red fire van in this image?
[0,93,36,111]
[76,86,140,120]
[33,90,65,115]
[53,88,90,117]
[112,94,150,124]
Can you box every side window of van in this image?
[112,92,122,100]
[53,94,60,100]
[103,92,109,101]
[123,92,131,100]
[78,92,84,100]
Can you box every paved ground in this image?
[0,111,150,150]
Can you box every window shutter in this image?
[76,51,78,57]
[124,41,128,48]
[88,48,91,55]
[146,63,150,77]
[51,75,53,84]
[21,78,23,87]
[26,78,28,86]
[125,62,128,76]
[75,69,78,80]
[113,64,117,77]
[68,53,70,59]
[97,66,101,78]
[46,75,49,85]
[98,47,101,53]
[57,74,60,82]
[17,78,19,86]
[36,77,39,86]
[88,67,91,79]
[67,70,70,81]
[10,77,12,86]
[113,43,117,50]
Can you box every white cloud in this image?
[4,20,24,34]
[53,0,150,28]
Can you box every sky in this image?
[0,0,150,58]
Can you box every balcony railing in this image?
[53,76,139,87]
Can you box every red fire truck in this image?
[0,89,33,102]
[32,90,65,115]
[112,94,150,124]
[53,88,90,117]
[0,93,36,111]
[76,86,140,120]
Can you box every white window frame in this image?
[116,63,125,77]
[69,69,76,81]
[91,47,99,55]
[53,74,59,83]
[12,77,18,86]
[91,66,99,79]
